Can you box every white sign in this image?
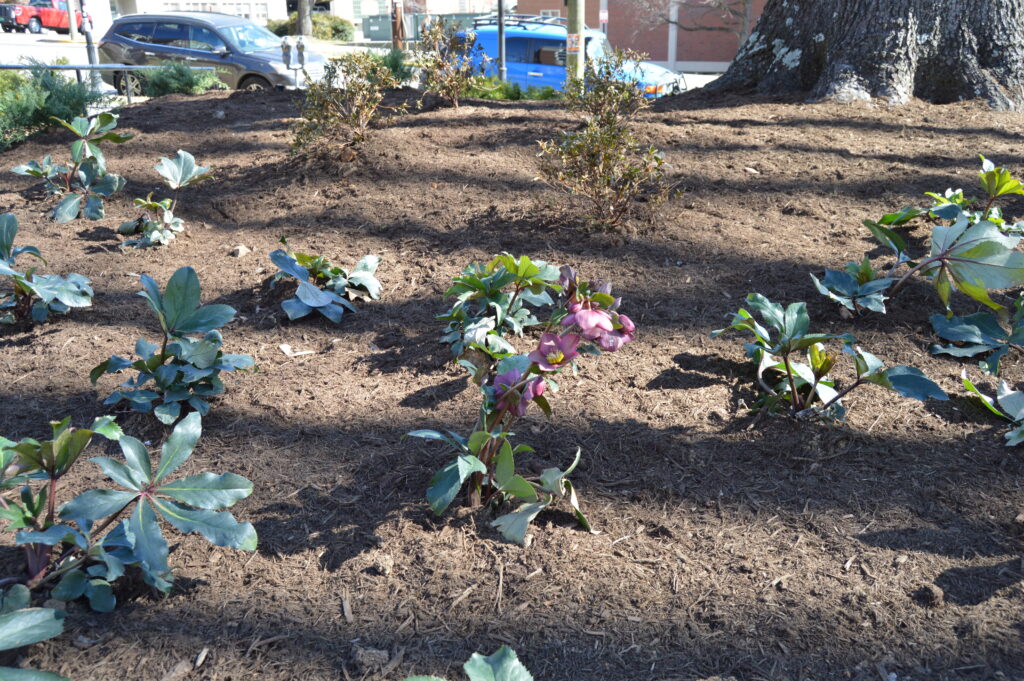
[599,9,608,23]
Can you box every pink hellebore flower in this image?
[494,369,546,418]
[562,301,614,339]
[596,313,636,352]
[528,332,580,371]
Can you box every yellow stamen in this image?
[546,351,565,364]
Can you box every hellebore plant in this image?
[814,157,1024,316]
[438,253,561,368]
[11,113,132,222]
[119,149,213,248]
[712,293,947,419]
[0,413,256,611]
[405,646,533,681]
[91,266,253,425]
[269,238,382,324]
[411,257,636,544]
[1,213,93,325]
[962,371,1024,446]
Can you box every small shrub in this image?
[404,646,532,681]
[141,61,227,97]
[0,63,104,150]
[269,238,381,323]
[118,149,213,247]
[0,212,93,324]
[10,112,132,222]
[814,156,1024,317]
[268,12,354,41]
[410,257,636,544]
[90,267,253,425]
[417,20,487,108]
[537,120,669,228]
[293,53,403,152]
[0,412,256,603]
[712,293,947,419]
[370,48,413,85]
[564,48,650,127]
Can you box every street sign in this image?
[599,9,608,23]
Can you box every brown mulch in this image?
[1,87,1023,681]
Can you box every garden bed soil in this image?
[1,88,1023,681]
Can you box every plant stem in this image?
[781,353,802,412]
[796,378,864,418]
[887,255,940,298]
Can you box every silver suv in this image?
[98,11,326,93]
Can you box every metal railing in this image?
[0,64,216,104]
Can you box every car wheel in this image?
[114,72,143,97]
[27,17,41,33]
[239,76,271,92]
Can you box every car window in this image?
[532,39,565,66]
[57,1,67,9]
[506,38,529,63]
[150,22,191,48]
[190,25,227,52]
[221,23,281,53]
[30,0,49,7]
[115,21,154,43]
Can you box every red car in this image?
[0,0,88,34]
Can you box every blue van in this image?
[458,15,685,97]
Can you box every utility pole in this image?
[298,0,313,36]
[390,0,404,50]
[497,0,506,81]
[77,0,100,88]
[66,0,79,40]
[566,0,584,79]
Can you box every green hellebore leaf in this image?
[150,498,257,550]
[492,501,549,545]
[51,569,88,602]
[60,489,137,524]
[0,586,30,615]
[52,193,82,223]
[996,380,1024,421]
[85,579,115,613]
[426,455,486,515]
[157,471,253,509]
[0,667,70,681]
[161,267,203,333]
[0,607,65,651]
[155,150,212,190]
[462,646,534,681]
[153,411,202,483]
[868,365,948,402]
[125,498,170,579]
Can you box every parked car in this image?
[458,15,685,97]
[0,0,88,34]
[97,11,326,94]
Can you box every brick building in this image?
[513,0,766,72]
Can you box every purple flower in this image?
[494,369,545,418]
[595,314,636,352]
[528,332,580,371]
[562,302,614,339]
[559,266,578,297]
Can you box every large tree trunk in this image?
[707,0,1024,110]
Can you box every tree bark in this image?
[707,0,1024,110]
[298,0,313,36]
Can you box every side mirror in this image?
[215,48,230,58]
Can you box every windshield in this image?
[585,35,612,59]
[221,23,281,53]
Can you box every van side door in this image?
[526,38,566,91]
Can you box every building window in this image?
[539,9,560,17]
